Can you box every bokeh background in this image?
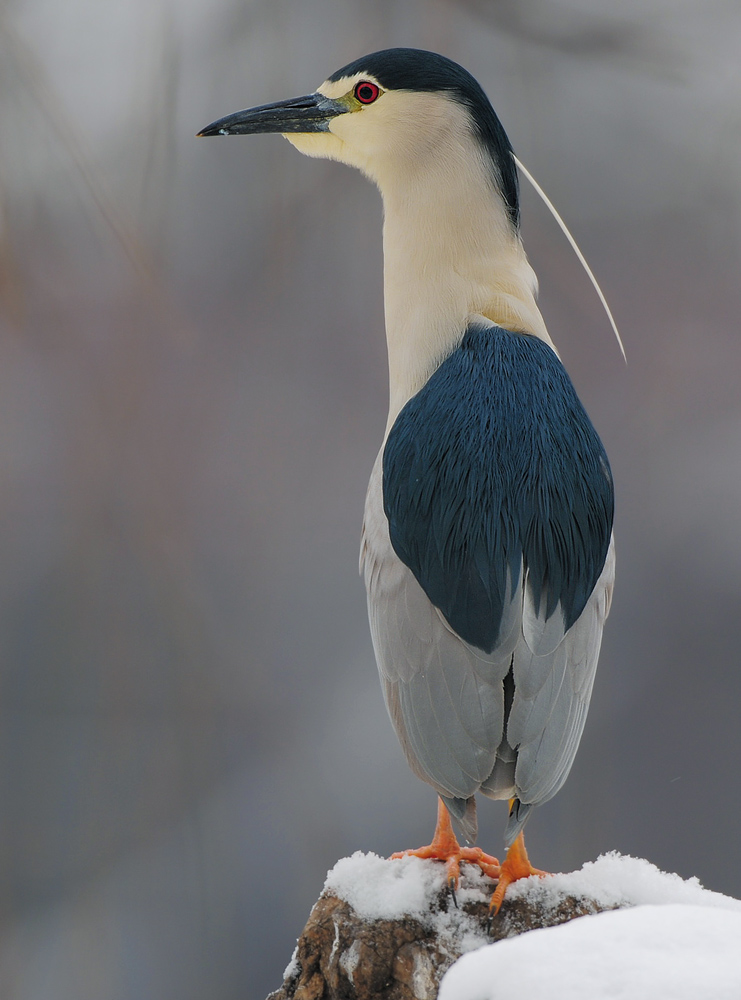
[1,0,741,997]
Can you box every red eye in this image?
[354,81,380,104]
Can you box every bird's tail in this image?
[441,794,478,844]
[503,797,534,848]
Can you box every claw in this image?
[391,798,500,892]
[488,830,547,917]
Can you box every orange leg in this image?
[391,797,500,888]
[488,830,548,915]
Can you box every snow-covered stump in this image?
[268,853,607,1000]
[267,852,741,1000]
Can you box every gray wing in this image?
[361,452,519,840]
[503,534,615,843]
[361,451,614,845]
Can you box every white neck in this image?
[288,84,555,430]
[375,147,553,430]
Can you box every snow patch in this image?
[339,939,361,985]
[324,851,495,924]
[324,851,452,921]
[504,851,741,913]
[282,945,299,982]
[324,851,492,957]
[324,849,741,922]
[440,904,741,1000]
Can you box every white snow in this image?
[339,939,361,985]
[439,905,741,1000]
[503,850,741,913]
[324,850,492,957]
[324,850,741,999]
[324,849,741,919]
[325,851,453,921]
[282,945,299,982]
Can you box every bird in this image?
[198,47,615,912]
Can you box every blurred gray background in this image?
[1,0,740,997]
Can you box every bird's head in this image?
[198,48,519,230]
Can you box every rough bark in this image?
[267,872,615,1000]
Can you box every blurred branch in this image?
[447,0,682,78]
[0,15,153,283]
[0,173,24,330]
[134,9,181,261]
[0,11,197,344]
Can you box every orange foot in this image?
[489,830,548,915]
[391,798,500,892]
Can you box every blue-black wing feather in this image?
[382,324,613,654]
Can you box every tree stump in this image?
[267,856,614,1000]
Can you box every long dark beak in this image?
[197,93,348,137]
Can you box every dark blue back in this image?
[383,324,614,654]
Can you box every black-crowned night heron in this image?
[199,48,615,912]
